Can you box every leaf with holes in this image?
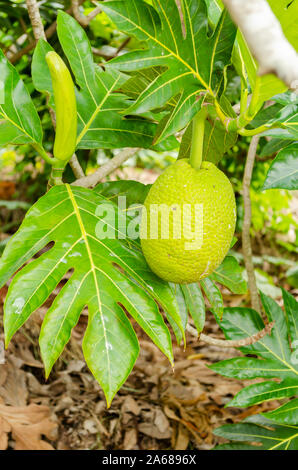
[98,0,237,141]
[31,11,176,151]
[96,179,239,335]
[94,179,190,344]
[0,184,186,405]
[210,291,298,408]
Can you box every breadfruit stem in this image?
[48,168,64,188]
[33,143,55,166]
[247,76,262,118]
[189,107,207,170]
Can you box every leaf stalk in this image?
[189,107,208,170]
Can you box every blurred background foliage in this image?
[0,0,297,295]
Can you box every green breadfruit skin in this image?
[140,159,236,284]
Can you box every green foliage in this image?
[214,414,298,450]
[259,138,293,158]
[0,200,30,210]
[181,283,205,334]
[0,0,297,413]
[286,266,298,289]
[99,0,237,141]
[0,177,247,403]
[0,183,185,405]
[0,49,43,146]
[251,188,296,234]
[31,11,176,152]
[212,289,298,446]
[206,0,287,111]
[210,290,298,408]
[258,102,298,141]
[262,143,298,191]
[95,179,151,205]
[179,101,238,164]
[268,0,298,50]
[253,269,281,299]
[264,398,298,425]
[200,277,223,320]
[0,1,29,50]
[209,256,247,295]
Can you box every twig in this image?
[72,148,140,188]
[116,37,131,55]
[26,0,55,173]
[10,1,85,64]
[242,135,261,314]
[72,0,101,27]
[92,47,114,60]
[20,18,34,43]
[186,322,274,348]
[222,0,298,89]
[92,37,131,61]
[233,95,252,115]
[70,154,85,179]
[25,0,46,40]
[10,39,38,64]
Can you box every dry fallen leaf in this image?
[0,181,15,199]
[0,415,10,450]
[121,396,140,416]
[174,423,190,450]
[123,428,137,450]
[139,409,171,440]
[0,363,28,407]
[0,401,57,450]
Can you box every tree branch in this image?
[222,0,298,89]
[25,0,46,40]
[186,322,274,348]
[72,148,140,188]
[72,1,101,27]
[242,135,261,314]
[10,1,85,64]
[69,154,85,179]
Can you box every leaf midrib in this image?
[102,2,212,94]
[76,74,122,145]
[0,106,35,143]
[66,184,112,393]
[228,319,298,377]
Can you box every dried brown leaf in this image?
[175,423,189,450]
[0,403,57,450]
